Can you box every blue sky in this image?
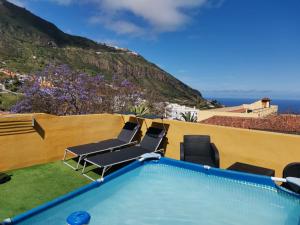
[9,0,300,99]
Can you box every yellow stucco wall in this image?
[0,113,124,171]
[125,116,300,177]
[1,113,300,176]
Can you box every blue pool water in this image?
[15,161,300,225]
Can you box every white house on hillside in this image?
[0,83,5,91]
[165,103,198,120]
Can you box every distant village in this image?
[0,67,29,93]
[98,43,139,56]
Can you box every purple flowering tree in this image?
[111,75,143,113]
[12,65,141,115]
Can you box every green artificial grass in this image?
[0,161,97,221]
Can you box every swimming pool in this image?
[9,158,300,225]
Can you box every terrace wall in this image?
[125,115,300,177]
[1,113,300,176]
[0,113,124,171]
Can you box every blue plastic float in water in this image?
[67,211,90,225]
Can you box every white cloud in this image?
[49,0,73,5]
[100,0,208,33]
[178,69,188,74]
[107,20,145,35]
[46,0,224,36]
[90,16,145,36]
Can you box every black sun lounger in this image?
[63,121,140,170]
[82,126,166,181]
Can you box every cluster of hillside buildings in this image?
[99,43,139,56]
[0,68,29,92]
[0,68,28,80]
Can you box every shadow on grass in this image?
[82,161,132,180]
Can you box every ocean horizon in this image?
[207,97,300,114]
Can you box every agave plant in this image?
[130,103,150,117]
[180,112,197,122]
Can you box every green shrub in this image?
[0,93,21,111]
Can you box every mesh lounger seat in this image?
[63,121,140,170]
[82,126,166,180]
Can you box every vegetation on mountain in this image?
[0,93,20,111]
[12,65,140,115]
[0,0,208,108]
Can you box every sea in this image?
[208,98,300,114]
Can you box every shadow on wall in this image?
[127,116,144,143]
[33,119,45,139]
[149,121,170,154]
[0,118,45,139]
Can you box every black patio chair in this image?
[281,162,300,194]
[180,135,219,168]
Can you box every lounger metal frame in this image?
[63,140,138,170]
[62,125,139,170]
[81,136,165,181]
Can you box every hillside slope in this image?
[0,0,205,106]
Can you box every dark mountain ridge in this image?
[0,0,206,106]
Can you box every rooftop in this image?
[1,113,300,221]
[201,114,300,135]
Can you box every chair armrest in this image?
[130,140,138,145]
[211,143,220,168]
[180,143,185,160]
[155,148,165,156]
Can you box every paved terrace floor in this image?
[0,160,99,221]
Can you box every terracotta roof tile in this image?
[201,114,300,135]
